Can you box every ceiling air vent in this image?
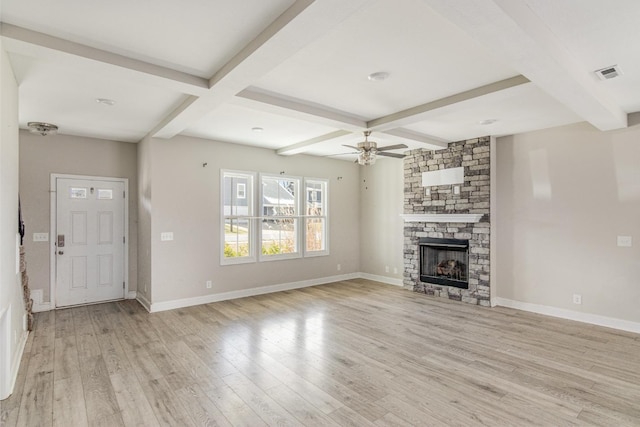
[594,65,622,80]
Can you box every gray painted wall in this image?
[140,135,361,304]
[19,131,138,303]
[496,122,640,323]
[359,158,404,281]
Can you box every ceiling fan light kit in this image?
[345,131,408,166]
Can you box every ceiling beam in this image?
[0,23,209,96]
[368,75,529,130]
[149,0,374,139]
[234,88,366,131]
[423,0,627,131]
[380,128,448,150]
[276,130,352,156]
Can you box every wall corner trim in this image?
[136,293,152,312]
[3,330,28,400]
[495,297,640,334]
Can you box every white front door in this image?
[55,178,125,307]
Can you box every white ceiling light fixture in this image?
[27,122,58,136]
[96,98,116,106]
[368,71,389,82]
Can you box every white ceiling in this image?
[1,0,639,161]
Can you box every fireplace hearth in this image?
[419,237,469,289]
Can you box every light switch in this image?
[617,235,632,247]
[160,232,174,241]
[33,232,49,242]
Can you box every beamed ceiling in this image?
[2,0,640,161]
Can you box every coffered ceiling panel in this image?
[254,0,519,119]
[1,0,296,77]
[10,52,186,142]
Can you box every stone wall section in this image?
[403,137,491,306]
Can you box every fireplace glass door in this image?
[419,238,469,289]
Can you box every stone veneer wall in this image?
[403,137,491,306]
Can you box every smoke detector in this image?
[594,65,622,80]
[27,122,58,136]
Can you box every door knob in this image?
[58,251,64,255]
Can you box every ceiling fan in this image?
[343,131,408,165]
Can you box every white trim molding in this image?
[360,273,403,287]
[495,297,640,334]
[401,213,484,223]
[146,273,360,313]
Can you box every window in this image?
[260,175,300,260]
[221,171,255,264]
[221,170,329,264]
[236,183,246,199]
[304,179,328,256]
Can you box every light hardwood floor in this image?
[2,279,640,426]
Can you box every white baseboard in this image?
[495,297,640,334]
[126,291,137,299]
[359,273,404,287]
[148,273,360,313]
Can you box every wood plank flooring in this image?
[2,279,640,426]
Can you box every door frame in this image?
[50,174,129,308]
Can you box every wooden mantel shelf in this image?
[400,214,484,223]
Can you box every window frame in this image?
[303,177,329,258]
[220,170,257,265]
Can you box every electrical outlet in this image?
[160,232,174,241]
[206,280,212,289]
[573,294,582,305]
[385,265,389,273]
[337,264,341,271]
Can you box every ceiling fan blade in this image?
[342,144,361,150]
[377,152,406,159]
[377,144,408,151]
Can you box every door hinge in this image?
[123,236,125,244]
[123,282,125,289]
[123,191,125,198]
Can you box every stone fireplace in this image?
[403,137,491,306]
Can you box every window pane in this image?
[224,175,250,216]
[262,218,297,255]
[224,218,251,258]
[262,177,296,216]
[305,218,325,252]
[305,181,324,216]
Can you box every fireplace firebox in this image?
[419,237,469,289]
